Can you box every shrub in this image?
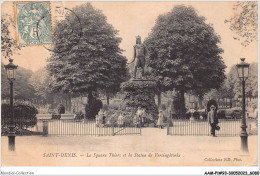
[57,104,65,114]
[1,102,38,129]
[217,109,226,119]
[85,98,103,119]
[75,111,84,120]
[217,107,242,119]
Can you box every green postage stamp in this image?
[15,2,52,46]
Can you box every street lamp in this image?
[236,58,250,153]
[189,94,195,121]
[4,59,18,151]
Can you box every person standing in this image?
[136,107,144,126]
[208,105,218,137]
[157,110,164,129]
[117,112,124,127]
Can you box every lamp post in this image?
[236,58,250,153]
[4,59,18,151]
[189,94,195,121]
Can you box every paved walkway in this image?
[1,128,258,166]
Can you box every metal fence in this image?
[167,117,257,136]
[1,118,142,136]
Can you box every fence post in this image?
[167,111,171,135]
[43,120,48,137]
[140,119,142,136]
[112,122,115,136]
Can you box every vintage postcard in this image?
[1,0,258,172]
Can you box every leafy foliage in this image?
[145,5,226,95]
[28,67,54,104]
[225,1,258,46]
[228,62,258,99]
[144,5,226,116]
[47,3,127,97]
[57,104,65,114]
[1,101,38,129]
[203,62,258,107]
[1,63,36,100]
[1,14,20,60]
[75,111,85,120]
[85,98,103,119]
[121,80,158,119]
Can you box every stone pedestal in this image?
[121,78,158,119]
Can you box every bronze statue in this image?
[130,35,146,79]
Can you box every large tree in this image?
[102,54,129,105]
[28,67,54,105]
[145,5,226,116]
[228,62,258,99]
[47,3,127,110]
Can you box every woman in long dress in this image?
[157,110,164,129]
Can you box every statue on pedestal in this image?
[121,35,158,124]
[129,35,146,79]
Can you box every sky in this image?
[1,1,258,73]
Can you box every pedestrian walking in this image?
[207,105,218,137]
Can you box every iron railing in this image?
[1,117,142,136]
[167,115,257,136]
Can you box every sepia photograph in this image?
[1,0,259,175]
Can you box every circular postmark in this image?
[36,6,82,53]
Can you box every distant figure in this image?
[96,109,104,127]
[129,35,146,78]
[117,112,124,127]
[207,105,218,137]
[102,111,107,127]
[106,113,115,127]
[157,110,164,129]
[133,114,140,128]
[136,107,146,126]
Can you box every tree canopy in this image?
[228,62,258,99]
[47,3,127,100]
[1,63,35,100]
[28,67,54,104]
[225,1,258,46]
[1,14,20,60]
[144,5,226,113]
[203,62,258,106]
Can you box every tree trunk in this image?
[179,90,186,118]
[88,91,93,104]
[158,91,161,108]
[106,94,110,105]
[230,97,232,108]
[50,93,54,109]
[198,96,203,109]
